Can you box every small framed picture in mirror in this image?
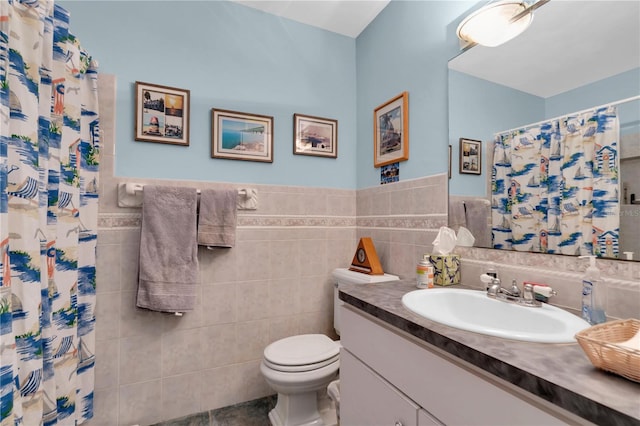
[459,138,481,175]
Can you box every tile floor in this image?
[154,395,277,426]
[154,392,338,426]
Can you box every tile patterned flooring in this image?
[154,395,277,426]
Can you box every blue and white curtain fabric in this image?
[0,1,99,425]
[491,107,620,258]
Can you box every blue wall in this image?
[448,70,544,196]
[355,1,472,188]
[545,68,640,135]
[61,1,484,190]
[60,1,358,188]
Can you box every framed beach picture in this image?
[459,138,481,175]
[293,113,338,158]
[374,92,409,168]
[135,81,190,146]
[211,109,273,162]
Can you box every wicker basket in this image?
[575,318,640,383]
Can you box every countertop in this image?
[339,280,640,426]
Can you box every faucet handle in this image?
[509,279,521,297]
[481,274,501,295]
[480,273,500,286]
[523,283,535,301]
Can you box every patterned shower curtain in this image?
[491,107,620,258]
[0,1,99,424]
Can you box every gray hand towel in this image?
[137,185,199,313]
[448,198,467,231]
[464,198,492,248]
[198,188,238,248]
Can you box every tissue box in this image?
[426,254,460,286]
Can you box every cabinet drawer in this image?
[340,306,569,425]
[341,349,419,426]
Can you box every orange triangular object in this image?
[349,237,384,275]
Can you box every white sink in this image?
[401,288,590,343]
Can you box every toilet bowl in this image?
[261,334,340,426]
[261,268,399,426]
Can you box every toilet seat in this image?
[263,334,340,373]
[263,353,339,373]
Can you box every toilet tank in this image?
[332,268,399,335]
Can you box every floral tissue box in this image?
[426,254,460,286]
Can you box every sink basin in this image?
[401,288,590,343]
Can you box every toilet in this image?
[261,268,399,426]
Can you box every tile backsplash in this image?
[456,247,640,320]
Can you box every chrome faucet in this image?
[503,279,521,298]
[480,275,542,307]
[485,276,501,296]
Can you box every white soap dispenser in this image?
[578,255,607,325]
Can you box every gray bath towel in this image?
[448,198,467,231]
[464,198,492,248]
[198,188,238,248]
[137,185,199,313]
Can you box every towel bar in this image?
[117,182,258,210]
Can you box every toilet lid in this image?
[263,353,339,373]
[264,334,340,367]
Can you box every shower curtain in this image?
[491,107,620,258]
[0,1,99,424]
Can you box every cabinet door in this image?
[418,409,443,426]
[341,349,418,426]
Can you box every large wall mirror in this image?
[448,0,640,261]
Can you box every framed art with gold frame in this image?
[374,91,409,168]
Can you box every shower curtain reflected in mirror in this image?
[492,107,620,258]
[0,1,99,424]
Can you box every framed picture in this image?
[211,109,273,162]
[381,162,399,185]
[459,138,482,175]
[374,91,409,168]
[135,81,190,146]
[293,113,338,158]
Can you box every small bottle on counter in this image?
[416,260,434,289]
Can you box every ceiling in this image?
[231,1,639,97]
[448,1,640,98]
[232,0,390,38]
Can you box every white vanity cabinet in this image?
[340,305,585,426]
[341,349,442,426]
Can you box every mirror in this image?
[448,0,640,260]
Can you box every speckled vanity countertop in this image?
[339,280,640,426]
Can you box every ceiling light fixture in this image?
[457,0,534,47]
